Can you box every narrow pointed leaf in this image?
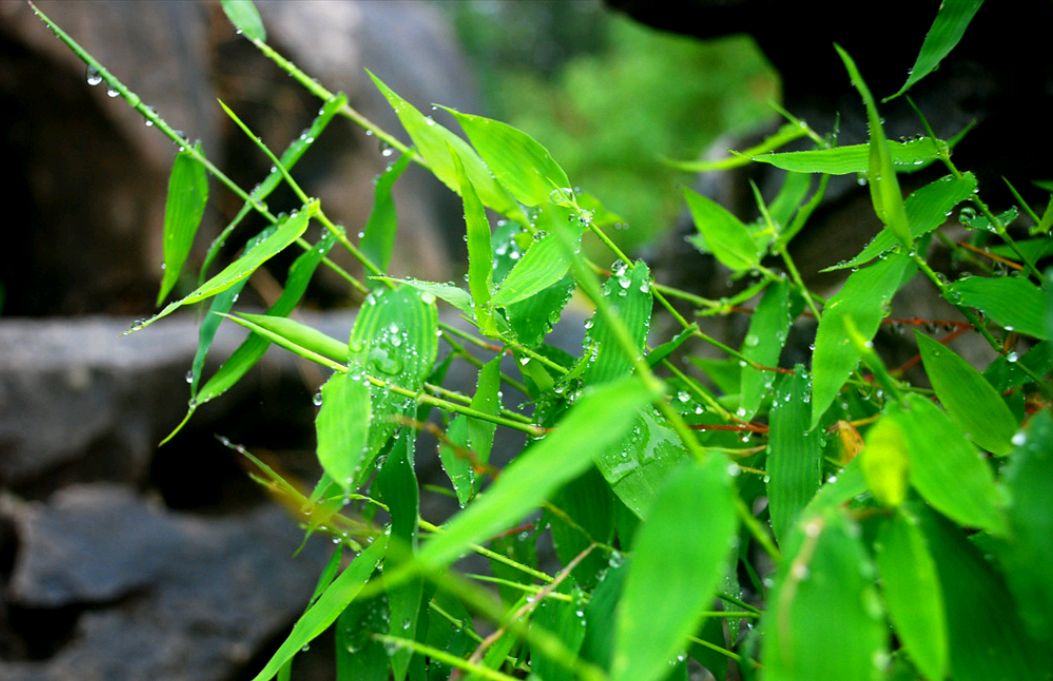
[249,536,387,681]
[892,394,1004,533]
[467,357,501,464]
[368,72,518,217]
[374,277,472,315]
[753,138,942,175]
[767,368,824,545]
[887,0,984,100]
[946,275,1050,339]
[664,122,807,172]
[438,416,474,507]
[918,506,1048,681]
[582,261,653,386]
[916,332,1016,455]
[811,253,912,427]
[837,45,911,248]
[684,188,760,271]
[448,109,570,206]
[316,372,371,492]
[612,455,737,681]
[158,146,209,306]
[414,375,659,572]
[875,508,948,681]
[491,218,584,307]
[360,152,412,275]
[761,508,887,681]
[740,280,792,419]
[532,594,588,681]
[236,312,348,365]
[1002,411,1053,641]
[139,206,312,331]
[221,0,266,42]
[452,151,495,334]
[222,313,344,371]
[825,172,977,271]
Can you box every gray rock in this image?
[1,484,329,681]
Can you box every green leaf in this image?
[646,326,695,368]
[917,506,1049,681]
[452,151,496,334]
[158,146,209,306]
[531,593,588,681]
[350,286,439,486]
[548,467,614,589]
[836,45,911,248]
[580,562,627,671]
[916,332,1017,455]
[220,0,266,42]
[767,368,824,545]
[1002,411,1053,641]
[467,357,501,464]
[684,188,760,272]
[740,280,792,419]
[375,277,471,314]
[414,375,659,572]
[664,123,808,172]
[138,205,313,331]
[612,455,737,681]
[335,594,390,681]
[753,138,942,175]
[232,312,348,366]
[367,72,518,218]
[825,172,978,271]
[860,415,909,507]
[249,536,387,681]
[315,372,371,493]
[360,152,412,275]
[491,212,584,307]
[946,275,1050,339]
[448,109,570,207]
[761,508,887,681]
[582,261,653,386]
[811,253,913,428]
[875,508,948,681]
[887,0,985,100]
[438,416,474,507]
[984,340,1053,392]
[892,394,1004,534]
[595,406,690,519]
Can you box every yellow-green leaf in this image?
[158,146,209,306]
[684,188,760,272]
[316,372,372,492]
[860,416,909,507]
[887,0,984,100]
[221,0,266,42]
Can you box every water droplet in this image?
[106,87,120,98]
[1011,431,1027,446]
[312,391,323,406]
[185,370,194,384]
[744,334,760,347]
[519,356,531,366]
[86,66,103,86]
[1007,351,1019,363]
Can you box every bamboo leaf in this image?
[684,188,760,272]
[860,415,909,507]
[467,357,501,464]
[414,375,659,572]
[1002,411,1053,642]
[753,138,941,175]
[360,152,412,276]
[825,172,977,271]
[761,508,887,681]
[438,416,474,507]
[663,122,807,172]
[374,277,471,315]
[158,146,209,305]
[447,108,571,207]
[740,280,792,419]
[875,508,948,681]
[580,562,627,671]
[887,0,985,100]
[235,312,348,365]
[837,45,911,248]
[249,536,388,681]
[612,455,737,681]
[452,151,496,334]
[137,205,313,331]
[491,210,584,307]
[316,372,372,493]
[767,367,825,545]
[946,275,1050,339]
[221,0,266,42]
[367,72,518,218]
[581,261,653,386]
[892,394,1004,534]
[916,332,1017,455]
[532,593,588,681]
[811,253,913,428]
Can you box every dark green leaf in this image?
[414,375,659,572]
[811,253,913,428]
[740,280,791,419]
[580,562,627,671]
[612,455,737,681]
[684,188,760,272]
[360,152,412,276]
[767,368,824,545]
[761,508,887,681]
[548,467,614,589]
[532,594,588,681]
[916,332,1017,455]
[249,536,388,681]
[887,0,984,100]
[646,326,695,368]
[448,109,570,207]
[984,340,1053,392]
[582,261,653,386]
[875,508,948,680]
[220,0,266,42]
[946,275,1050,339]
[158,147,209,305]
